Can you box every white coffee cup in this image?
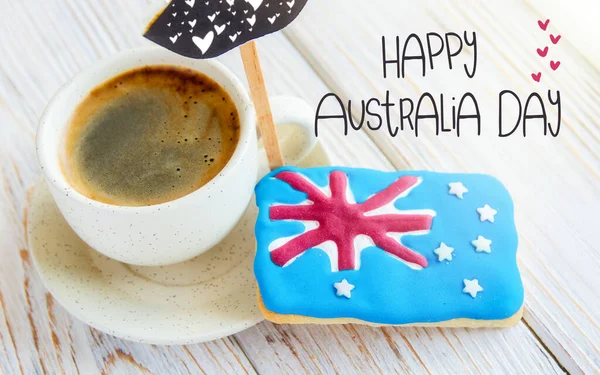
[36,47,316,266]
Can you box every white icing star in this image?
[471,235,492,253]
[334,279,355,299]
[477,204,497,223]
[448,182,468,199]
[463,279,483,298]
[434,242,454,262]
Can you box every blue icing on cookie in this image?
[254,167,524,324]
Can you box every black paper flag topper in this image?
[145,0,308,59]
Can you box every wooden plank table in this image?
[0,0,597,373]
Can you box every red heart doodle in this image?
[531,72,542,82]
[538,19,550,30]
[537,46,548,57]
[550,34,561,44]
[550,60,561,71]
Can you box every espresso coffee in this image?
[62,65,240,206]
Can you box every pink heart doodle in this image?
[550,60,561,71]
[537,46,548,57]
[538,19,550,30]
[550,34,561,44]
[531,72,542,82]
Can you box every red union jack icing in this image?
[268,171,436,271]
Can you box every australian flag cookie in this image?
[254,167,524,327]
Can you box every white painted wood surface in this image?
[0,0,596,373]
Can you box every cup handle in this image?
[262,96,317,167]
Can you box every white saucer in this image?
[28,141,331,345]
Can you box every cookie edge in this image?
[257,289,524,328]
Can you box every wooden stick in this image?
[240,41,285,170]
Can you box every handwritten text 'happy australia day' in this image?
[314,32,561,138]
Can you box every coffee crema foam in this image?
[62,65,240,206]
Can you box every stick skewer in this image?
[240,41,285,170]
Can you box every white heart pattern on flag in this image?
[145,0,308,58]
[245,0,263,11]
[192,31,214,54]
[214,24,226,35]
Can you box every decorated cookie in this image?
[254,167,524,327]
